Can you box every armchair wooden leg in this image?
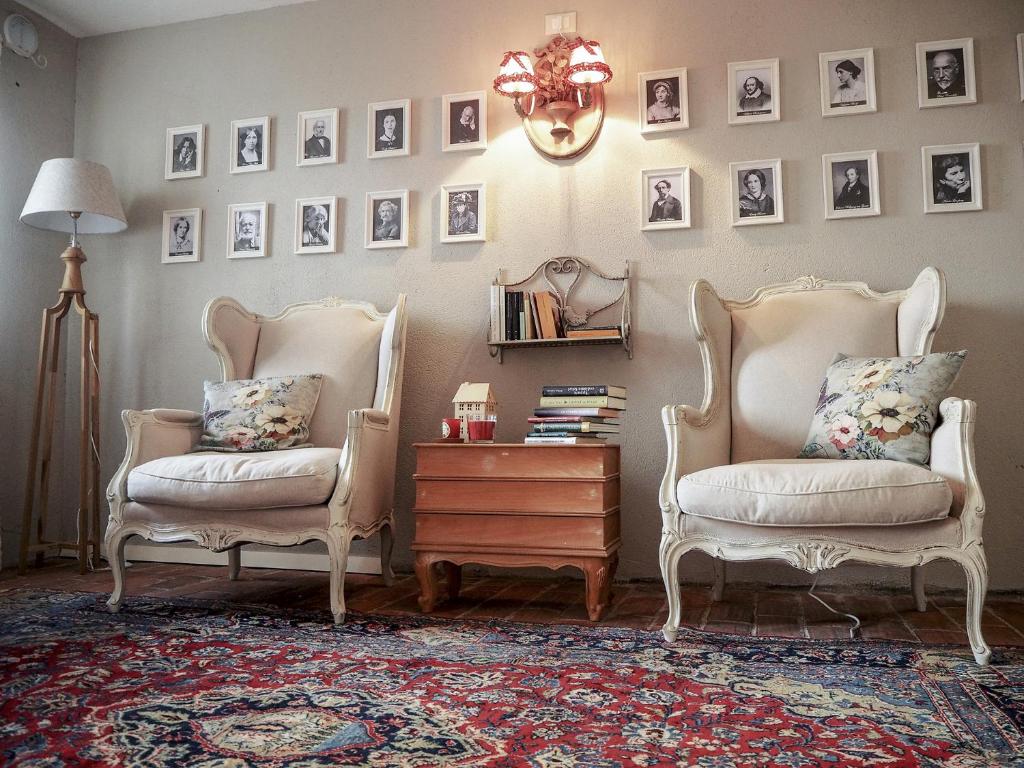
[105,524,131,613]
[711,559,726,602]
[960,547,991,666]
[911,565,927,612]
[326,526,350,625]
[659,535,684,642]
[379,521,395,587]
[227,545,241,581]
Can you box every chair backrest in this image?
[202,296,407,449]
[716,270,945,464]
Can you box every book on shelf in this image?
[524,435,607,445]
[527,415,619,424]
[537,395,626,409]
[489,285,503,343]
[529,422,620,434]
[541,385,626,398]
[533,406,622,418]
[565,326,621,339]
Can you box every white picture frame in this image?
[165,124,204,180]
[638,68,689,134]
[296,108,339,167]
[727,58,780,125]
[294,196,337,254]
[922,143,982,213]
[729,159,784,226]
[819,48,877,117]
[442,91,487,152]
[440,183,486,243]
[822,150,880,220]
[161,208,202,264]
[916,38,976,108]
[1017,33,1024,102]
[641,167,691,230]
[229,116,271,173]
[227,202,269,258]
[367,99,411,159]
[365,190,409,248]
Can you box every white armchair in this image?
[105,295,407,624]
[659,269,991,665]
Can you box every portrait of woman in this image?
[647,80,680,124]
[831,59,867,106]
[170,216,193,254]
[302,205,330,246]
[448,192,478,235]
[738,169,775,217]
[238,127,262,166]
[294,196,337,254]
[638,69,689,133]
[230,117,270,173]
[161,208,202,263]
[368,100,411,158]
[730,159,783,225]
[933,154,972,204]
[819,49,876,117]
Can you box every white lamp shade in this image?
[568,42,610,85]
[20,158,127,234]
[495,51,537,95]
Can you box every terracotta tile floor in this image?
[3,560,1024,649]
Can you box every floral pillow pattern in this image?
[798,352,966,466]
[192,374,323,452]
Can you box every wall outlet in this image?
[544,11,577,36]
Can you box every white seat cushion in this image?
[128,447,341,510]
[677,459,952,527]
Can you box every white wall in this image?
[0,2,77,566]
[67,0,1024,588]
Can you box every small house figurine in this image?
[452,382,497,440]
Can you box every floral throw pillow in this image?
[192,375,323,452]
[798,352,966,466]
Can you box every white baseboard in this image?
[65,544,382,575]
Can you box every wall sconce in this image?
[494,36,612,159]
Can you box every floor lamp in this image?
[18,158,127,574]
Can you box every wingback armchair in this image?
[659,268,991,665]
[105,295,407,624]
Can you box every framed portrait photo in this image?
[728,58,780,125]
[916,38,976,108]
[822,150,879,220]
[641,167,690,230]
[442,91,487,152]
[365,190,409,248]
[367,99,410,159]
[296,108,338,167]
[227,202,269,259]
[1017,33,1024,102]
[819,48,876,117]
[729,159,784,226]
[165,124,204,180]
[638,68,689,134]
[440,183,485,243]
[229,116,270,174]
[922,143,982,214]
[294,196,337,254]
[161,208,202,264]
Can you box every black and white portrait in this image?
[728,59,780,124]
[638,69,689,134]
[441,183,486,242]
[373,199,400,239]
[230,117,270,174]
[297,108,338,166]
[922,143,982,213]
[641,167,690,230]
[819,49,876,117]
[730,159,784,225]
[164,124,204,180]
[161,208,202,264]
[822,151,879,219]
[294,196,337,254]
[227,202,268,258]
[917,39,976,108]
[442,92,487,152]
[365,189,409,248]
[368,100,410,158]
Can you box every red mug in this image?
[467,418,496,442]
[441,418,462,440]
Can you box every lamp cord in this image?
[808,575,861,639]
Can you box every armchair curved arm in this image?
[106,408,204,522]
[329,407,398,532]
[930,397,984,543]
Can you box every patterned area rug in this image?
[1,590,1022,767]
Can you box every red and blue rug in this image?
[0,589,1022,767]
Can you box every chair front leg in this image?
[911,565,927,612]
[660,532,685,642]
[227,545,241,581]
[712,559,726,602]
[379,521,395,586]
[105,524,132,612]
[326,524,350,625]
[960,545,991,666]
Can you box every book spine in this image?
[517,292,526,341]
[541,385,611,396]
[489,285,500,344]
[498,285,506,342]
[504,289,513,342]
[538,396,624,408]
[531,423,588,433]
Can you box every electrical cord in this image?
[808,575,861,639]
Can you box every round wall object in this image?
[3,14,39,58]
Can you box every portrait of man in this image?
[648,178,683,222]
[234,210,261,251]
[737,73,772,115]
[927,49,966,98]
[168,215,194,256]
[737,168,775,218]
[449,100,479,144]
[171,134,198,173]
[833,162,871,210]
[303,118,331,159]
[829,58,867,107]
[375,111,403,152]
[301,204,330,246]
[646,78,681,124]
[373,199,401,241]
[447,191,479,236]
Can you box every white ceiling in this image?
[18,0,316,38]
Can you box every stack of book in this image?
[524,384,625,445]
[489,285,622,343]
